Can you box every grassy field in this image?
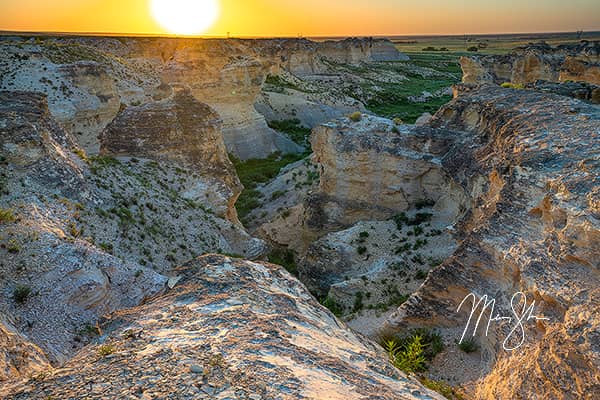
[391,31,600,55]
[360,52,462,122]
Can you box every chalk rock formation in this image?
[3,255,442,400]
[100,87,241,221]
[385,85,600,399]
[461,41,600,86]
[1,36,407,159]
[307,114,468,235]
[0,91,168,369]
[0,43,121,153]
[0,91,263,377]
[0,315,50,382]
[526,80,600,104]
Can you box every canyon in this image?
[0,36,599,399]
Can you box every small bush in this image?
[500,82,525,90]
[97,344,115,357]
[415,199,435,209]
[458,338,479,353]
[0,208,16,224]
[73,148,87,161]
[320,296,344,317]
[385,334,427,373]
[415,270,428,280]
[349,111,362,122]
[13,285,31,304]
[7,239,21,253]
[420,377,465,400]
[467,46,479,52]
[352,292,364,313]
[357,246,367,255]
[393,117,404,125]
[268,248,298,276]
[359,231,369,238]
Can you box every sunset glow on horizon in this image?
[0,0,598,37]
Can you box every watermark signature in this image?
[456,291,549,351]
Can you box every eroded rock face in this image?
[307,115,468,235]
[100,87,241,221]
[1,36,406,159]
[0,315,50,382]
[385,85,600,399]
[0,91,263,378]
[2,255,443,400]
[461,41,600,86]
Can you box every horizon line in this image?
[1,28,599,40]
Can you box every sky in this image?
[0,0,598,37]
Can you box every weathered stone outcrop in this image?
[0,315,50,382]
[0,42,121,154]
[0,91,168,369]
[384,85,600,399]
[100,87,241,221]
[0,91,263,378]
[461,40,600,86]
[307,114,468,234]
[526,79,600,103]
[2,255,442,400]
[1,36,406,159]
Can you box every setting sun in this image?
[151,0,219,35]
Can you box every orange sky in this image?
[0,0,598,36]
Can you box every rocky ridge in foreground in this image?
[3,255,442,400]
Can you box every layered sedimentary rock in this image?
[0,315,50,382]
[0,91,168,368]
[2,255,442,400]
[307,114,468,234]
[461,40,600,86]
[1,36,407,159]
[526,80,600,104]
[0,44,121,154]
[384,85,600,399]
[0,91,263,378]
[100,87,241,221]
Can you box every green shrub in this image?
[415,270,428,280]
[420,377,465,399]
[352,292,364,313]
[0,208,16,224]
[97,344,115,357]
[73,148,87,161]
[13,285,32,304]
[385,334,427,373]
[320,296,344,317]
[357,246,367,255]
[467,46,479,52]
[230,152,307,224]
[458,338,479,353]
[415,199,435,209]
[268,119,312,145]
[359,231,369,238]
[393,117,404,125]
[7,239,21,253]
[500,82,525,89]
[268,248,298,277]
[349,111,362,122]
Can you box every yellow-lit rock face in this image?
[386,85,600,399]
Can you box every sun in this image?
[151,0,219,35]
